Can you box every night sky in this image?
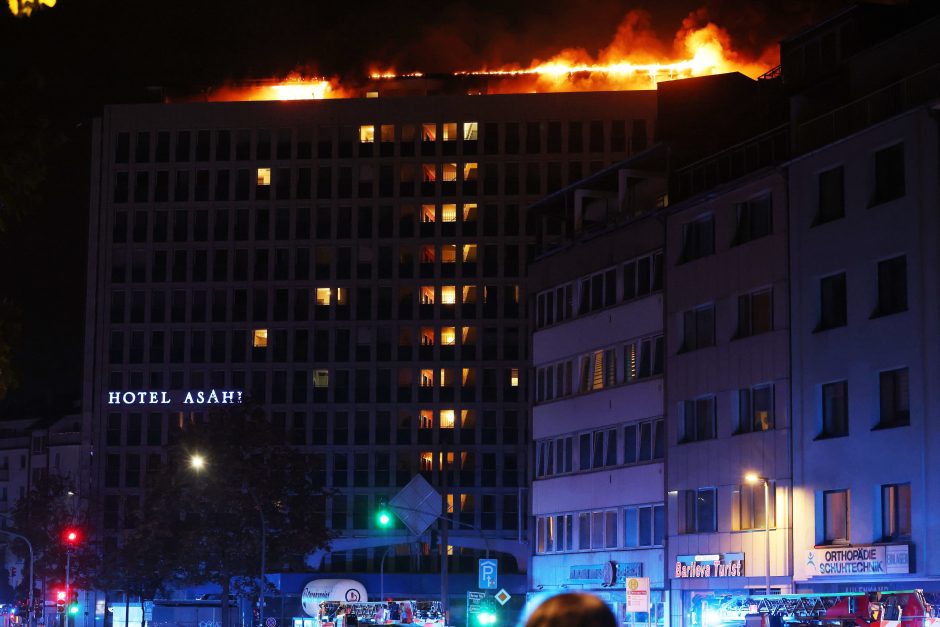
[0,0,849,418]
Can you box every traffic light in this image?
[475,599,498,626]
[55,589,67,614]
[68,590,80,615]
[63,527,81,547]
[375,501,393,529]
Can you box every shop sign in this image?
[107,389,244,405]
[805,544,909,576]
[568,562,642,585]
[674,553,744,578]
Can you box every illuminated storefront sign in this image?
[107,390,244,405]
[568,561,642,585]
[674,553,744,578]
[805,544,909,576]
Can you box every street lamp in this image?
[188,452,266,627]
[744,473,771,595]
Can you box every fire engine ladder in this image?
[750,594,847,618]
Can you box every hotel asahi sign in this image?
[107,390,244,406]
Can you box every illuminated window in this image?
[315,288,332,305]
[420,369,434,387]
[463,163,478,181]
[512,285,520,303]
[440,410,456,429]
[441,327,456,345]
[460,409,476,428]
[511,368,520,387]
[462,286,477,304]
[419,410,434,429]
[420,286,435,305]
[462,244,477,262]
[442,163,458,182]
[441,286,456,305]
[441,204,457,223]
[256,168,271,186]
[463,203,478,222]
[440,369,455,386]
[359,125,375,143]
[421,204,436,223]
[441,245,457,264]
[422,124,436,142]
[313,369,329,388]
[420,452,434,471]
[253,329,268,348]
[461,327,476,345]
[335,288,348,305]
[463,122,479,141]
[422,164,436,182]
[380,124,395,142]
[462,368,476,386]
[420,327,435,346]
[443,123,458,141]
[420,245,436,264]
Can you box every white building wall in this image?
[788,107,940,590]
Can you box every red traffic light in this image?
[63,528,80,545]
[56,590,67,602]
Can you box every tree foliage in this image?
[112,407,331,627]
[8,473,97,589]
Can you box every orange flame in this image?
[203,10,776,101]
[203,73,355,102]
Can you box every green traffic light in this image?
[68,604,79,615]
[376,509,392,528]
[477,612,497,625]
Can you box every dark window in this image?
[680,397,716,443]
[815,166,844,225]
[881,483,911,539]
[736,289,773,337]
[878,368,910,428]
[820,380,848,438]
[875,256,907,316]
[823,489,849,544]
[680,216,714,263]
[872,143,905,205]
[733,195,772,245]
[818,273,847,330]
[683,488,716,533]
[681,305,715,352]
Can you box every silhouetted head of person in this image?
[526,593,617,627]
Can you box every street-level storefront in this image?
[795,543,940,594]
[669,553,764,627]
[530,558,667,627]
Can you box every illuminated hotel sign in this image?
[674,553,744,578]
[805,544,910,576]
[568,561,642,585]
[107,390,244,406]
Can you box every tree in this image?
[8,473,98,590]
[119,407,331,627]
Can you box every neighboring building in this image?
[0,414,82,600]
[527,148,667,624]
[83,87,657,617]
[787,5,940,594]
[664,154,792,624]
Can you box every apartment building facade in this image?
[664,162,792,625]
[528,151,668,624]
[83,89,657,609]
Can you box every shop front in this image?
[795,543,938,593]
[670,553,751,627]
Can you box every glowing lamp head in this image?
[189,454,206,471]
[744,473,760,484]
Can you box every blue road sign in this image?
[479,558,498,590]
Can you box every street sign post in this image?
[478,559,498,590]
[467,591,486,620]
[626,577,650,613]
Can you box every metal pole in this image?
[65,550,71,627]
[763,479,771,595]
[253,492,267,627]
[380,546,394,602]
